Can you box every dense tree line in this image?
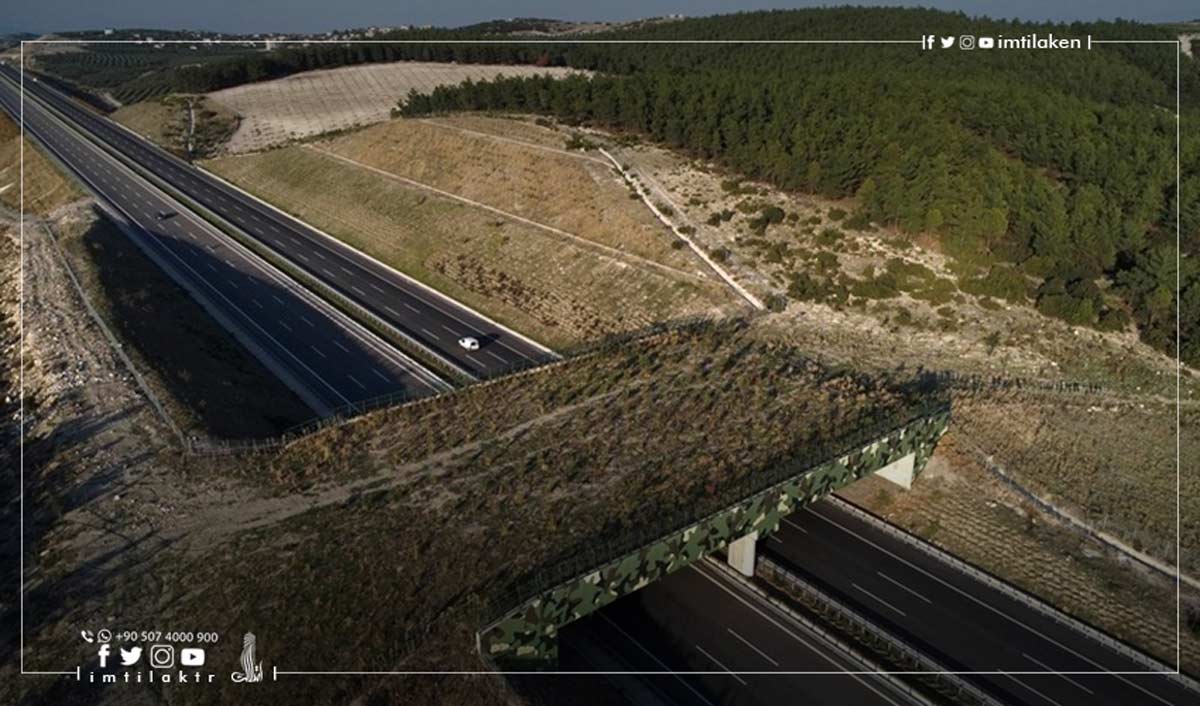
[152,7,1199,364]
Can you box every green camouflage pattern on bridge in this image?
[479,407,951,665]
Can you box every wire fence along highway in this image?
[480,398,952,627]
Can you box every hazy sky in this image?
[4,0,1197,35]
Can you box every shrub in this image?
[706,212,723,226]
[711,247,731,263]
[765,294,788,312]
[815,227,843,247]
[828,207,847,221]
[844,211,873,231]
[961,266,1032,304]
[677,225,696,236]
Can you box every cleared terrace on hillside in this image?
[175,320,943,686]
[207,61,585,152]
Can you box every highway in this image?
[560,561,923,706]
[0,63,554,379]
[0,71,445,416]
[766,499,1198,706]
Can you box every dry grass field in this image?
[204,146,736,348]
[320,116,704,273]
[207,61,583,153]
[0,113,81,214]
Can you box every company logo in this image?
[181,647,206,667]
[149,644,175,669]
[97,644,111,668]
[959,35,976,50]
[979,36,995,49]
[231,633,263,683]
[119,646,142,666]
[940,36,955,49]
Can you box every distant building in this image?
[102,28,114,36]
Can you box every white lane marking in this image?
[692,565,907,706]
[347,374,366,390]
[332,340,350,353]
[420,328,438,340]
[350,285,366,296]
[782,517,808,533]
[296,253,310,263]
[807,507,1178,705]
[278,320,292,332]
[403,302,421,314]
[999,673,1066,706]
[370,283,385,294]
[314,251,327,260]
[271,295,285,306]
[206,263,217,272]
[384,305,401,316]
[371,368,389,382]
[310,345,326,359]
[486,350,507,364]
[441,325,459,336]
[694,644,747,686]
[596,614,718,706]
[768,534,785,545]
[299,316,315,328]
[251,298,263,309]
[726,628,779,667]
[340,266,353,275]
[876,571,933,605]
[852,583,907,617]
[1023,653,1095,695]
[226,279,238,290]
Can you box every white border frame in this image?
[11,35,1185,682]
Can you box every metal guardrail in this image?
[758,556,1005,706]
[829,496,1200,694]
[481,399,951,625]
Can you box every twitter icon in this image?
[119,646,142,666]
[940,37,956,48]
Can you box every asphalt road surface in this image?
[0,72,445,416]
[0,63,554,379]
[767,499,1197,706]
[560,561,923,706]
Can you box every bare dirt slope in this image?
[207,61,583,153]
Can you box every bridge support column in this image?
[876,452,917,490]
[727,531,758,577]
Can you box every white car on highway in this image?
[458,336,480,351]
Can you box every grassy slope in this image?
[322,117,696,269]
[204,142,735,348]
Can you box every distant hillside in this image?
[30,7,1200,365]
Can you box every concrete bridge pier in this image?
[875,452,917,490]
[727,531,758,576]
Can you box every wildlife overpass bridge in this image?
[478,402,950,665]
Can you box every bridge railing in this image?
[479,396,951,626]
